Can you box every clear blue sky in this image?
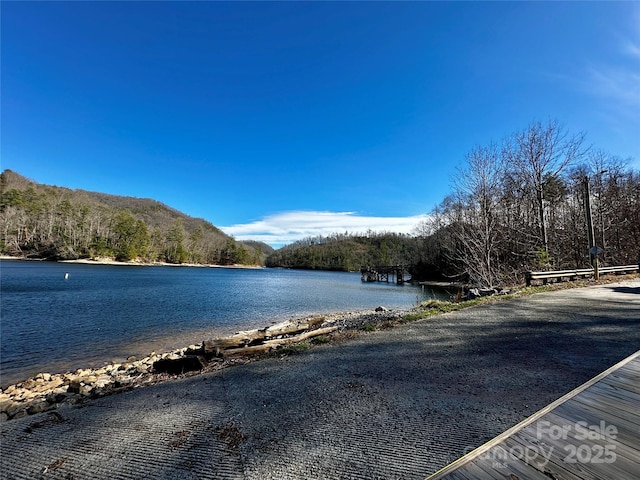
[2,1,639,247]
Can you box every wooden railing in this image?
[525,264,639,286]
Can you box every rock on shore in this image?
[1,352,167,421]
[0,308,406,422]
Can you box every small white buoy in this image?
[64,272,69,280]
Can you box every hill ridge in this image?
[0,169,272,265]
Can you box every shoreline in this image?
[0,254,264,269]
[0,307,409,421]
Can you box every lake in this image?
[0,260,450,386]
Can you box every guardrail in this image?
[525,264,639,286]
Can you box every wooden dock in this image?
[361,265,409,284]
[426,351,640,480]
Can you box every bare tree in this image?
[505,120,588,254]
[452,143,505,287]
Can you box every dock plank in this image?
[425,352,640,480]
[489,444,558,479]
[445,460,499,480]
[573,380,638,406]
[507,428,592,480]
[599,372,640,398]
[501,435,588,480]
[551,403,640,450]
[590,376,640,402]
[571,395,640,429]
[600,375,640,396]
[539,411,640,478]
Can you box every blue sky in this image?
[2,1,639,247]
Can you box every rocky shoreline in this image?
[0,307,407,422]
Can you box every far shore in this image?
[0,254,264,269]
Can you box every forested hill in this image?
[0,170,271,265]
[263,230,462,282]
[265,232,423,273]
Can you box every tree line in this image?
[0,170,267,265]
[265,231,420,272]
[267,120,639,286]
[419,120,639,287]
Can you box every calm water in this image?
[1,260,444,385]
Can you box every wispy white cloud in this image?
[577,25,640,162]
[623,39,640,59]
[586,11,640,114]
[584,63,640,111]
[220,211,429,248]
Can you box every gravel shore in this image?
[1,279,639,479]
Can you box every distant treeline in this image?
[267,120,640,286]
[265,232,421,272]
[0,170,272,265]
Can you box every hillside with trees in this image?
[0,170,265,265]
[265,232,422,272]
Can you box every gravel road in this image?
[2,280,639,480]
